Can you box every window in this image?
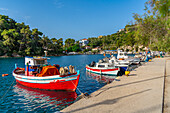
[35,60,45,65]
[108,65,113,67]
[98,65,105,67]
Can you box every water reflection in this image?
[86,72,116,84]
[13,84,77,112]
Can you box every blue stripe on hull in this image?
[120,67,127,72]
[16,74,78,81]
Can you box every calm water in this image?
[0,54,137,112]
[0,54,115,112]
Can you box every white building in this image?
[92,47,101,51]
[118,28,124,32]
[85,46,91,49]
[79,39,89,46]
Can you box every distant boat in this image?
[13,56,80,91]
[117,50,140,65]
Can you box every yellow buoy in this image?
[149,59,152,62]
[125,71,130,76]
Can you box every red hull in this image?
[86,66,119,72]
[16,74,80,91]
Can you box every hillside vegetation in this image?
[0,0,169,57]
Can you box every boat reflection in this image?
[13,84,77,111]
[86,71,116,83]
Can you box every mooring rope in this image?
[0,79,15,101]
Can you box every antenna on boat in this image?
[44,51,47,57]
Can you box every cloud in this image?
[53,0,64,8]
[0,8,8,11]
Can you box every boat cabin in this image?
[117,50,128,59]
[25,57,48,72]
[96,62,114,68]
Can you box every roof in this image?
[25,56,49,60]
[82,38,88,40]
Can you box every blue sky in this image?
[0,0,147,40]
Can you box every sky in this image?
[0,0,147,41]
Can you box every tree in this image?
[65,38,75,48]
[133,0,169,51]
[72,44,81,52]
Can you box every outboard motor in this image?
[90,61,95,67]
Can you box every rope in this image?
[71,80,88,99]
[0,79,15,100]
[71,68,90,99]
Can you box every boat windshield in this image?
[98,65,105,67]
[108,64,114,67]
[34,60,46,65]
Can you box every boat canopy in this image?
[36,65,60,77]
[25,57,48,66]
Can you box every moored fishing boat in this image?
[13,56,80,91]
[109,56,130,73]
[86,59,119,76]
[117,50,140,65]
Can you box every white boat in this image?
[108,56,130,73]
[86,60,119,76]
[117,50,140,65]
[117,50,129,60]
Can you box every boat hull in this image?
[120,67,128,72]
[13,70,80,91]
[86,66,119,76]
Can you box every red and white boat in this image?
[13,57,80,91]
[86,60,119,76]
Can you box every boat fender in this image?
[125,71,130,76]
[69,65,75,74]
[64,67,69,75]
[59,67,65,75]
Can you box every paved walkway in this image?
[62,57,170,113]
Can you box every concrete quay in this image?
[62,57,170,113]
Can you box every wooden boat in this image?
[13,57,80,91]
[86,59,119,76]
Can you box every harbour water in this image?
[0,54,136,112]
